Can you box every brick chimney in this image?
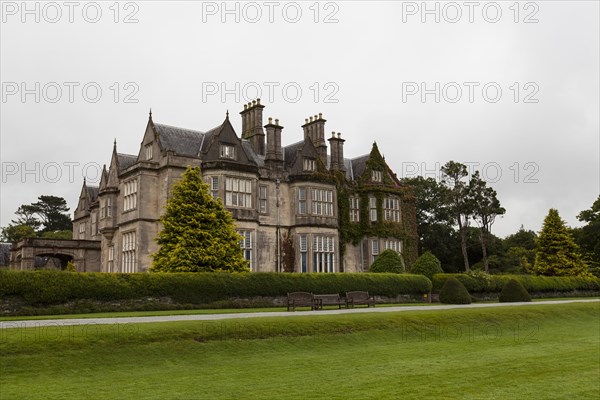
[265,117,283,168]
[302,113,327,165]
[240,98,265,156]
[328,132,346,171]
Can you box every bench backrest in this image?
[288,292,313,302]
[346,291,370,301]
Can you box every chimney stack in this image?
[301,113,327,165]
[239,98,265,156]
[265,116,284,168]
[328,131,346,172]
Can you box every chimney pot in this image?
[305,118,309,123]
[319,113,322,119]
[257,98,261,105]
[310,116,313,122]
[275,118,279,125]
[244,104,247,110]
[252,100,257,106]
[337,132,341,138]
[314,114,318,120]
[268,117,273,123]
[331,132,336,137]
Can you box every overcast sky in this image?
[1,0,598,238]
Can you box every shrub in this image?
[0,270,431,306]
[499,279,531,302]
[439,277,471,304]
[432,273,600,294]
[410,251,443,280]
[369,250,405,273]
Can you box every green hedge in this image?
[432,273,600,294]
[0,270,432,306]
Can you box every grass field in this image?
[1,302,598,399]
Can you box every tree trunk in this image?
[480,228,489,273]
[458,215,470,272]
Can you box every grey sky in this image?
[1,0,598,238]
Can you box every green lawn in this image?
[1,302,598,399]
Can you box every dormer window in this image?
[145,143,153,160]
[372,170,382,182]
[303,158,316,171]
[220,144,236,160]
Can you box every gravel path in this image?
[1,299,597,329]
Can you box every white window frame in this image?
[211,177,219,200]
[369,196,377,222]
[258,185,268,213]
[350,196,360,222]
[303,158,316,172]
[384,197,401,222]
[384,240,403,253]
[371,239,380,264]
[78,221,86,239]
[123,179,138,211]
[122,231,136,273]
[145,143,153,160]
[310,188,334,216]
[299,234,308,273]
[298,187,307,215]
[220,144,236,160]
[312,235,335,273]
[107,245,115,272]
[238,230,253,271]
[225,177,252,208]
[372,170,383,182]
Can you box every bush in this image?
[499,279,531,302]
[410,251,443,280]
[0,270,431,306]
[439,277,471,304]
[432,273,600,294]
[369,250,405,273]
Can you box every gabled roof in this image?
[283,140,304,168]
[86,185,99,203]
[241,140,264,166]
[117,153,137,172]
[350,154,370,180]
[154,123,207,157]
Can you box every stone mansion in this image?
[72,100,417,273]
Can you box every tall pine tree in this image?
[151,167,249,272]
[533,208,589,277]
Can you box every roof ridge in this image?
[154,122,205,135]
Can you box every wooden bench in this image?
[287,292,318,311]
[313,294,346,310]
[345,291,375,308]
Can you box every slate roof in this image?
[154,123,208,157]
[350,154,369,180]
[86,185,99,202]
[283,140,304,168]
[117,153,137,172]
[241,140,264,167]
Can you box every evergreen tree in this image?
[151,167,249,272]
[533,208,589,277]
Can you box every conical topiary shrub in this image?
[439,277,472,304]
[499,279,531,302]
[410,251,443,280]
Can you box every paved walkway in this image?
[1,299,597,329]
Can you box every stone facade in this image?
[72,100,417,273]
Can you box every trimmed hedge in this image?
[369,249,405,273]
[0,270,432,306]
[439,277,471,304]
[410,251,443,280]
[499,279,531,303]
[432,273,600,294]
